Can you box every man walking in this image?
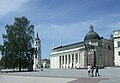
[95,65,100,76]
[91,65,94,77]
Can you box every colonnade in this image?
[59,52,83,69]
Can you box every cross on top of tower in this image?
[37,32,39,38]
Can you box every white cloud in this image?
[114,22,120,28]
[0,0,29,17]
[35,20,97,40]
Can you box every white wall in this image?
[50,55,59,68]
[114,30,120,66]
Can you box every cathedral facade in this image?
[33,33,41,70]
[50,25,114,69]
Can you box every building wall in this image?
[102,39,114,66]
[114,38,120,66]
[50,54,59,68]
[113,30,120,66]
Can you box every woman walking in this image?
[87,64,91,77]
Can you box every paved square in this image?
[0,67,120,83]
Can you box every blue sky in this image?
[0,0,120,59]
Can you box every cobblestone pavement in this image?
[0,67,120,83]
[0,75,76,83]
[67,78,109,83]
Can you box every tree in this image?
[1,17,34,71]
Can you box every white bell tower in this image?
[33,32,41,70]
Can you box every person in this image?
[95,65,100,76]
[87,64,91,77]
[91,65,94,77]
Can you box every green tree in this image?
[1,17,34,71]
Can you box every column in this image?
[70,54,72,68]
[78,53,80,68]
[64,55,66,68]
[67,55,69,68]
[61,55,63,68]
[74,54,76,68]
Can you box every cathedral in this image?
[50,25,114,69]
[33,33,41,70]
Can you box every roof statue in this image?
[89,25,94,32]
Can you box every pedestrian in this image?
[87,64,91,77]
[95,65,100,76]
[91,65,94,77]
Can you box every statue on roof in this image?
[89,25,94,32]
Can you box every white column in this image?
[61,55,63,68]
[64,55,66,68]
[77,53,80,68]
[70,54,72,68]
[74,54,76,68]
[67,55,69,68]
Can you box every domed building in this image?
[50,25,114,69]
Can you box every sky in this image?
[0,0,120,59]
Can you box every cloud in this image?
[35,20,98,40]
[0,0,29,17]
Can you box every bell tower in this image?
[33,32,41,70]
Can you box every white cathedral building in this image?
[33,33,41,70]
[50,25,114,69]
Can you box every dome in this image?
[84,25,100,41]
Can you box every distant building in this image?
[33,33,41,70]
[113,30,120,66]
[50,25,114,69]
[41,58,50,68]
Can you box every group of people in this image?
[87,64,100,77]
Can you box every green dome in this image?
[84,25,100,41]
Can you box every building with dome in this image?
[50,25,114,69]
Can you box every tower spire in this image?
[37,32,39,38]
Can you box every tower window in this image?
[117,41,120,47]
[118,51,120,56]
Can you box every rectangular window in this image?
[117,41,120,47]
[118,51,120,56]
